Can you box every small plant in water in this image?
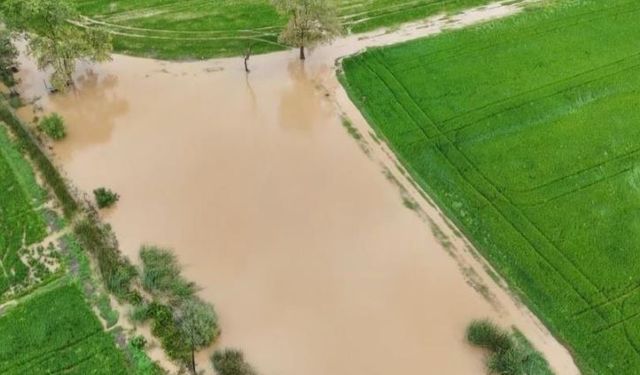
[211,348,256,375]
[130,335,147,350]
[38,113,66,140]
[466,319,513,353]
[93,187,119,209]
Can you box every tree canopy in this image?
[272,0,341,59]
[2,0,112,91]
[176,297,220,373]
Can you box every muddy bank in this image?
[16,2,578,374]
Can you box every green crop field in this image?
[0,105,147,374]
[0,283,128,374]
[0,124,48,298]
[74,0,491,59]
[341,0,640,373]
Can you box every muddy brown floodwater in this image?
[16,2,579,375]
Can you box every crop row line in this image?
[0,328,103,373]
[440,53,640,136]
[387,0,640,72]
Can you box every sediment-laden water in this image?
[15,3,579,374]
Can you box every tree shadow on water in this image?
[51,70,129,160]
[277,60,332,133]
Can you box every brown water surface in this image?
[16,3,579,374]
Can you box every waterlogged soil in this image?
[16,2,579,374]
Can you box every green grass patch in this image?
[0,283,128,374]
[74,0,492,59]
[0,123,48,298]
[0,100,79,217]
[341,0,640,373]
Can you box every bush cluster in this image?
[139,246,196,299]
[73,215,139,302]
[93,187,120,208]
[38,113,67,140]
[212,349,256,375]
[466,320,552,375]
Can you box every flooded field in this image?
[15,3,579,374]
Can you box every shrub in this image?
[73,216,137,302]
[93,187,120,208]
[466,321,553,375]
[211,349,256,375]
[8,95,22,109]
[139,246,196,300]
[147,302,191,364]
[131,302,152,322]
[466,319,513,353]
[38,113,67,140]
[130,335,147,350]
[487,347,527,375]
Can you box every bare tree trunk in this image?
[299,45,306,60]
[190,346,196,374]
[244,44,253,73]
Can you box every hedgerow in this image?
[0,100,78,217]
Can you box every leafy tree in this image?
[272,0,341,60]
[211,349,257,375]
[2,0,112,91]
[175,297,221,374]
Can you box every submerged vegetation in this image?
[341,0,640,372]
[38,113,67,140]
[466,320,553,375]
[212,349,257,375]
[135,245,219,373]
[94,187,120,208]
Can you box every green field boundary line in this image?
[366,51,628,320]
[513,160,639,207]
[72,20,286,46]
[509,143,640,195]
[387,0,640,72]
[46,347,114,375]
[344,0,447,24]
[593,298,640,346]
[0,328,103,373]
[440,53,640,134]
[80,16,280,36]
[341,0,440,19]
[96,0,214,20]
